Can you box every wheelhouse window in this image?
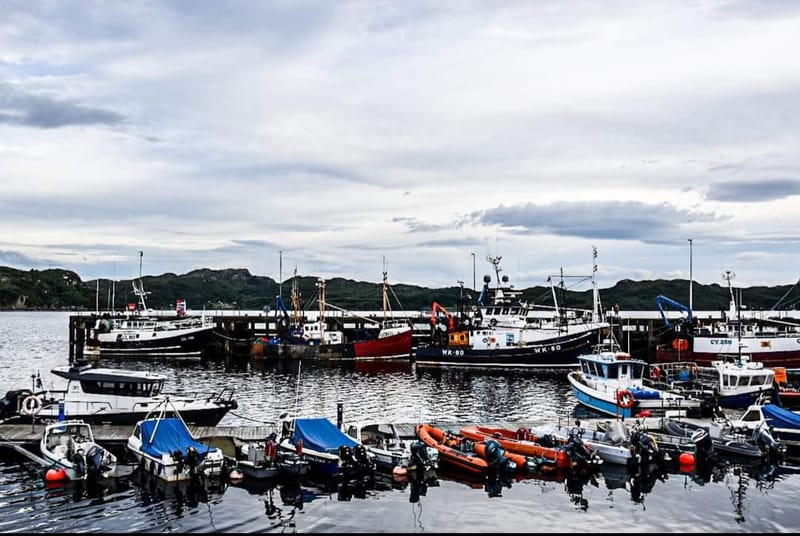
[80,379,163,396]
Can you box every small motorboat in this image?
[460,426,592,469]
[127,400,226,482]
[659,413,783,462]
[416,423,536,478]
[236,433,310,480]
[278,415,376,481]
[39,419,117,481]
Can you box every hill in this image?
[0,265,798,313]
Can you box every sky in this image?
[2,0,800,293]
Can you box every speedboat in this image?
[39,419,117,481]
[127,400,226,482]
[0,360,237,426]
[731,401,799,459]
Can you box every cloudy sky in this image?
[2,0,800,293]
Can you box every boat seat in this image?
[53,444,69,460]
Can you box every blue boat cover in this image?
[139,417,216,459]
[762,404,800,429]
[293,417,358,454]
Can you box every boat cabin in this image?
[578,346,648,384]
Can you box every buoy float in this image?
[228,468,244,481]
[392,465,408,482]
[45,467,67,482]
[678,451,695,472]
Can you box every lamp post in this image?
[688,239,693,311]
[471,253,476,292]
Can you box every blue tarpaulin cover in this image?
[762,404,800,429]
[293,417,358,454]
[140,417,216,459]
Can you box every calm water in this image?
[1,311,799,533]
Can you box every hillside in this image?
[1,265,798,313]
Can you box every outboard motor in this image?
[186,446,201,475]
[173,449,185,474]
[408,440,437,482]
[629,425,662,466]
[564,425,601,466]
[85,445,106,480]
[752,422,785,462]
[72,448,87,479]
[483,439,517,474]
[690,428,715,464]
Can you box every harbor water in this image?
[1,311,799,533]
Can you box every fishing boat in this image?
[567,335,711,419]
[650,360,775,409]
[414,252,610,369]
[344,257,413,360]
[0,360,237,426]
[39,419,117,481]
[655,271,800,368]
[253,277,347,359]
[84,251,215,360]
[127,400,226,482]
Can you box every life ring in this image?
[650,366,661,380]
[616,389,634,409]
[21,395,42,416]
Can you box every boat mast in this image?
[132,250,149,312]
[317,278,326,337]
[382,255,389,324]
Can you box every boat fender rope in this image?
[21,395,42,416]
[616,389,634,409]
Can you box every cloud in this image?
[0,85,125,128]
[704,179,800,202]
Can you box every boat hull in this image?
[87,322,214,359]
[414,330,601,369]
[416,423,488,477]
[349,329,413,360]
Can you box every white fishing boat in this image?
[568,336,710,419]
[39,419,117,481]
[84,251,215,360]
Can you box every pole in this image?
[279,250,283,299]
[471,252,476,293]
[688,239,693,311]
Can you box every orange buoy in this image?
[45,468,67,482]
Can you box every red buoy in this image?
[678,452,694,473]
[45,468,67,482]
